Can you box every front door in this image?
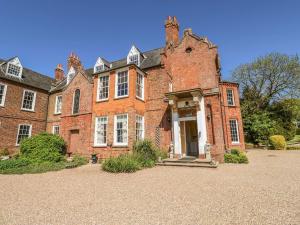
[185,120,199,157]
[180,120,199,157]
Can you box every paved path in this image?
[0,150,300,225]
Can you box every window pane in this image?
[0,84,5,105]
[98,75,109,100]
[95,117,108,145]
[7,64,21,76]
[136,115,144,141]
[17,125,31,144]
[73,89,80,114]
[136,73,143,99]
[55,96,62,113]
[117,71,128,97]
[116,114,128,144]
[129,54,139,65]
[53,126,60,135]
[229,120,239,143]
[22,90,35,110]
[227,89,234,106]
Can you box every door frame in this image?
[179,116,198,157]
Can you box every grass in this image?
[0,155,88,175]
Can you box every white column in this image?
[172,109,182,156]
[196,96,207,155]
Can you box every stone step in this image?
[162,158,212,164]
[156,162,218,168]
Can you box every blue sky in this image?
[0,0,299,80]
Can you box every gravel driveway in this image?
[0,150,299,225]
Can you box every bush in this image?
[20,133,66,162]
[296,128,300,135]
[224,149,248,164]
[0,157,31,170]
[132,140,157,161]
[0,148,9,156]
[155,149,168,160]
[286,146,300,150]
[102,154,141,173]
[269,135,286,150]
[65,155,88,169]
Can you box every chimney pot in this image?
[165,16,180,47]
[55,64,65,81]
[184,28,192,36]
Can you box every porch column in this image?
[169,97,181,157]
[192,93,207,155]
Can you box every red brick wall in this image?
[91,66,146,158]
[0,78,49,153]
[220,83,245,151]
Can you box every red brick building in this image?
[1,16,245,162]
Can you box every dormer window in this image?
[127,45,142,66]
[94,57,109,73]
[67,66,75,84]
[6,57,23,78]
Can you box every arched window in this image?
[72,89,80,114]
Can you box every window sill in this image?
[21,109,35,113]
[136,96,145,102]
[227,105,237,108]
[231,142,240,145]
[96,99,109,103]
[114,95,129,100]
[94,144,107,147]
[54,112,61,115]
[112,144,128,148]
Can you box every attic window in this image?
[128,54,139,66]
[6,57,23,78]
[95,65,105,72]
[185,47,192,53]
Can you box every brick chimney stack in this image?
[165,16,179,47]
[54,64,64,81]
[67,52,83,71]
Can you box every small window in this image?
[129,54,139,66]
[114,114,128,145]
[185,47,192,53]
[94,116,108,146]
[226,89,235,106]
[55,95,62,114]
[53,125,60,135]
[0,83,7,107]
[16,124,32,145]
[136,73,144,100]
[136,115,144,141]
[229,119,239,143]
[67,67,76,84]
[95,65,105,72]
[21,90,36,111]
[97,75,109,101]
[116,71,128,98]
[7,63,21,77]
[72,89,80,114]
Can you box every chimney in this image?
[165,16,179,46]
[54,64,64,81]
[67,52,83,71]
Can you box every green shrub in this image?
[65,155,88,169]
[102,154,141,173]
[20,133,66,162]
[155,149,168,160]
[269,135,286,150]
[296,128,300,135]
[286,146,300,150]
[132,139,157,161]
[224,149,248,164]
[0,158,31,170]
[0,148,9,156]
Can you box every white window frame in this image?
[127,45,141,66]
[115,69,129,99]
[226,89,235,106]
[97,74,110,102]
[136,115,144,141]
[67,66,76,84]
[16,124,32,146]
[21,89,36,112]
[136,73,144,100]
[0,83,8,107]
[52,125,60,135]
[94,116,108,147]
[72,89,80,115]
[54,95,62,114]
[6,57,23,78]
[114,114,128,146]
[229,119,240,144]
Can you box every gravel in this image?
[0,150,300,225]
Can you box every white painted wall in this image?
[197,96,207,155]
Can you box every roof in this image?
[51,47,163,93]
[0,58,54,91]
[220,80,239,86]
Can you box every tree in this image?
[232,53,300,143]
[233,53,300,110]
